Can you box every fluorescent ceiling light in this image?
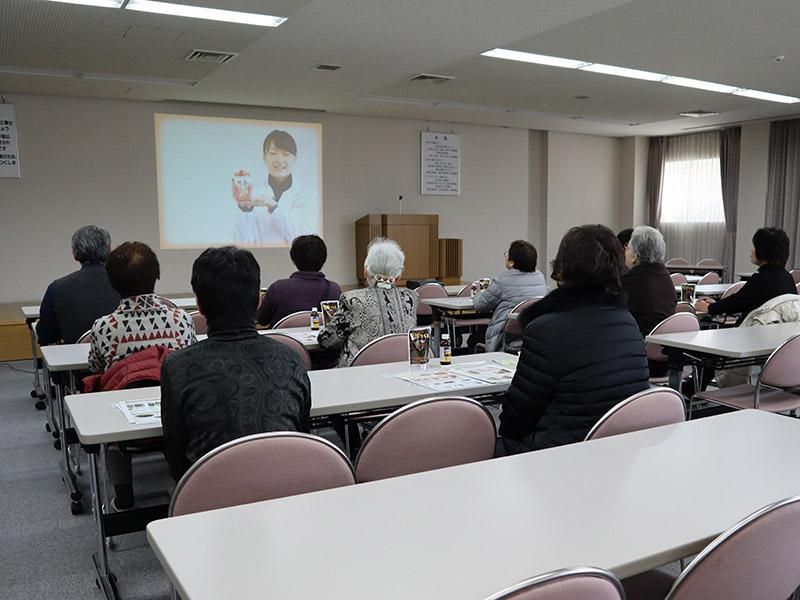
[481,48,589,69]
[482,47,800,104]
[732,89,800,104]
[663,77,739,94]
[125,0,286,27]
[579,63,665,82]
[45,0,123,7]
[0,65,197,86]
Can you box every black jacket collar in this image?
[519,283,627,330]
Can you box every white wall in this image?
[0,93,530,303]
[735,121,770,273]
[619,136,649,228]
[544,132,622,269]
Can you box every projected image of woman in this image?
[233,130,316,245]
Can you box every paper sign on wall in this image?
[421,131,460,195]
[0,104,21,178]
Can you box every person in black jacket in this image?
[621,226,676,338]
[695,228,796,324]
[497,224,650,455]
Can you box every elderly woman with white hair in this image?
[621,225,676,339]
[318,238,418,367]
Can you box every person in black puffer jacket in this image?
[497,224,650,455]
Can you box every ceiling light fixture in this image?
[481,48,800,104]
[0,65,197,86]
[45,0,124,7]
[124,0,287,27]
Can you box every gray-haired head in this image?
[364,238,405,280]
[71,225,111,264]
[629,225,666,265]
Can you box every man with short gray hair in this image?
[36,225,120,344]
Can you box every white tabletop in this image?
[684,274,702,284]
[147,411,800,600]
[20,296,196,321]
[421,297,476,310]
[673,283,732,297]
[736,272,756,280]
[65,353,517,445]
[646,321,800,359]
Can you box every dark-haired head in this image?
[551,225,625,293]
[262,130,297,157]
[752,227,790,268]
[617,228,634,249]
[105,242,160,298]
[290,235,327,272]
[507,240,538,273]
[191,246,260,332]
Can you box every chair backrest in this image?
[457,282,474,297]
[169,432,355,517]
[666,495,800,600]
[646,313,699,362]
[350,333,408,367]
[585,387,685,441]
[791,269,800,284]
[188,311,207,335]
[720,281,746,299]
[697,272,720,285]
[354,396,496,483]
[796,281,800,294]
[697,258,722,267]
[674,302,696,314]
[272,310,312,329]
[262,332,313,371]
[415,282,448,316]
[485,567,624,600]
[670,273,688,285]
[504,297,543,338]
[666,258,690,266]
[758,333,800,390]
[76,329,92,344]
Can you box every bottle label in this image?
[441,347,452,365]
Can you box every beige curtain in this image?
[766,119,800,268]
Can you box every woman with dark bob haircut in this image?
[496,224,650,456]
[696,227,796,325]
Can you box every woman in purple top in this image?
[257,234,342,327]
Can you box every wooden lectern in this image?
[355,214,439,285]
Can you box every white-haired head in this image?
[364,238,405,284]
[629,225,667,265]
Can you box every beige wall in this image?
[619,136,649,228]
[0,93,531,303]
[735,121,770,274]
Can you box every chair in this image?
[674,302,695,314]
[415,282,447,325]
[262,332,313,370]
[710,281,745,327]
[670,273,688,286]
[796,281,800,294]
[170,432,355,517]
[499,296,543,353]
[188,311,207,335]
[665,258,690,266]
[791,269,800,284]
[692,334,800,416]
[350,333,408,367]
[353,396,496,483]
[720,281,745,299]
[623,494,800,600]
[160,297,179,309]
[486,566,624,600]
[272,310,312,329]
[696,272,720,285]
[646,313,700,385]
[446,280,492,348]
[76,329,92,344]
[585,387,685,441]
[696,258,722,268]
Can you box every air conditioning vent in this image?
[313,64,342,71]
[185,49,239,64]
[408,73,455,84]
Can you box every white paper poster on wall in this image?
[0,104,21,178]
[421,131,460,195]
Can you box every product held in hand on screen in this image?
[320,300,339,326]
[409,327,432,366]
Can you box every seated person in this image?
[621,226,676,338]
[88,241,197,509]
[257,234,342,326]
[472,240,548,352]
[319,238,417,367]
[161,246,311,481]
[36,225,120,345]
[695,228,796,324]
[496,225,650,456]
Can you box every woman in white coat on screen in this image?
[232,129,318,245]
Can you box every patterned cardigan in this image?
[318,285,418,367]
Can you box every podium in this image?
[355,214,439,286]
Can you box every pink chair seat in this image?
[697,272,720,285]
[415,283,447,317]
[262,332,313,370]
[585,387,685,441]
[694,384,800,412]
[485,567,624,600]
[350,333,409,366]
[272,311,312,329]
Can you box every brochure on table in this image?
[115,400,161,426]
[398,361,515,392]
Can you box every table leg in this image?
[43,363,58,439]
[55,379,83,513]
[431,308,442,356]
[28,323,46,408]
[665,347,685,393]
[88,446,119,600]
